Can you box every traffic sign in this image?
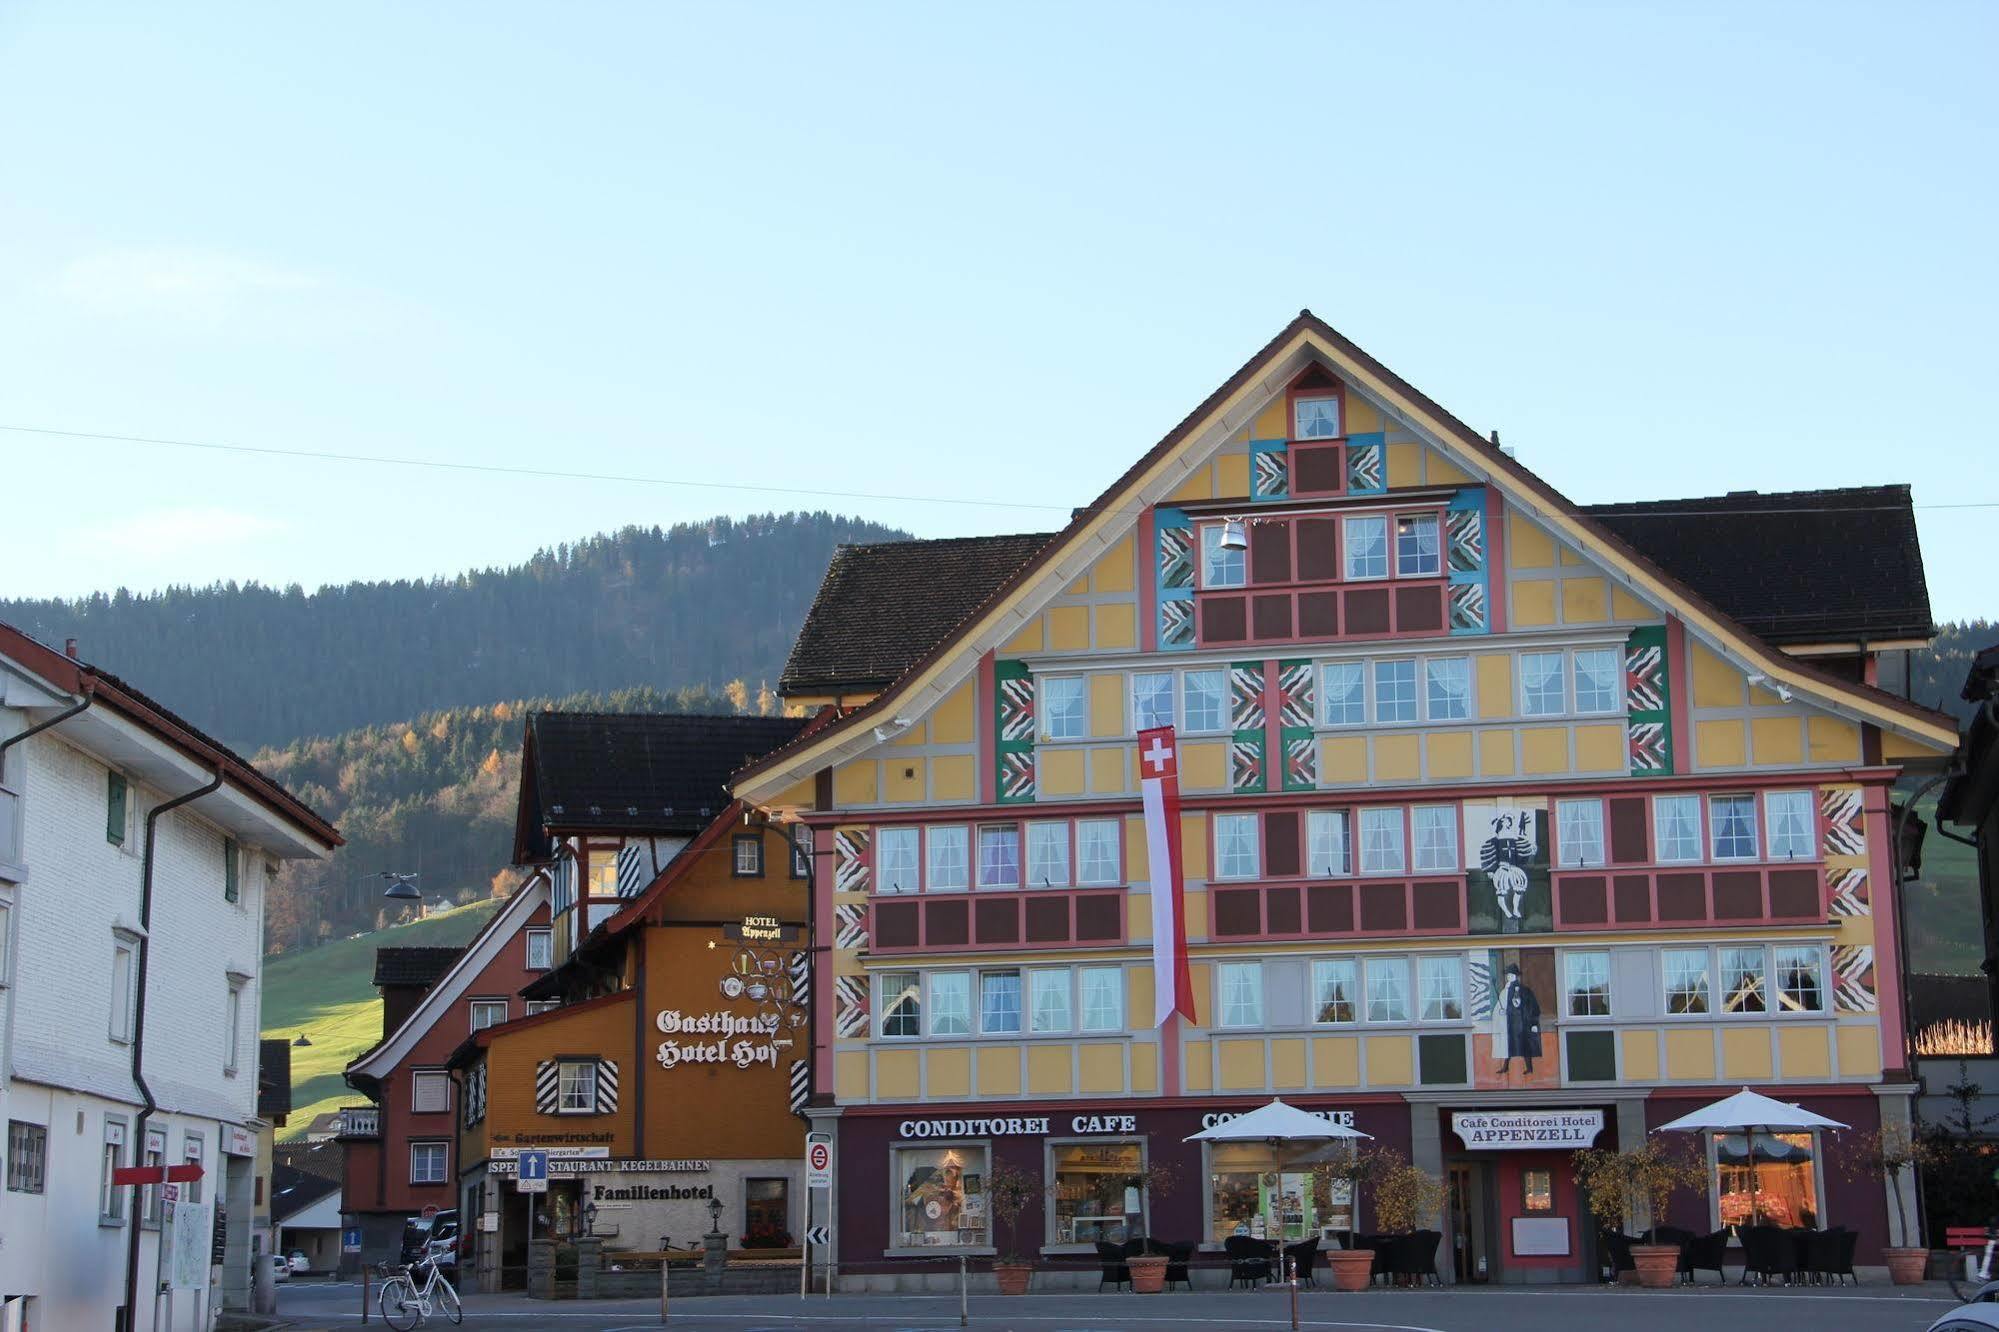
[342,1226,361,1254]
[805,1133,833,1189]
[517,1149,550,1195]
[805,1224,829,1247]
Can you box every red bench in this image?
[1946,1227,1990,1251]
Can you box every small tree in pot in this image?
[1123,1160,1182,1293]
[984,1160,1050,1295]
[1837,1121,1934,1284]
[1573,1141,1706,1289]
[1312,1145,1398,1292]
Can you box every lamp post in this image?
[378,871,422,902]
[706,1196,724,1238]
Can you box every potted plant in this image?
[1837,1121,1933,1284]
[1573,1141,1706,1289]
[1124,1160,1181,1294]
[1372,1159,1446,1285]
[984,1159,1049,1295]
[1312,1145,1396,1292]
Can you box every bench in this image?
[1946,1227,1990,1251]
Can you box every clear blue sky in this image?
[3,2,1993,618]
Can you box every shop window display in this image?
[1714,1131,1819,1229]
[895,1144,989,1248]
[1207,1143,1353,1244]
[1051,1142,1145,1245]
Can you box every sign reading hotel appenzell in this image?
[723,915,800,945]
[1451,1109,1605,1149]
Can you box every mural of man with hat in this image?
[1490,963,1542,1075]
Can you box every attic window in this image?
[1294,396,1341,440]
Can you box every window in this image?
[410,1142,448,1185]
[1077,820,1120,886]
[182,1134,204,1204]
[1029,969,1071,1033]
[1719,946,1767,1013]
[1664,948,1711,1015]
[1520,652,1565,716]
[1295,395,1341,439]
[6,1121,46,1194]
[1200,524,1247,589]
[1051,1141,1146,1246]
[557,1060,598,1113]
[1217,962,1263,1028]
[1343,516,1388,579]
[107,770,128,845]
[525,927,553,970]
[980,970,1023,1034]
[1209,1145,1350,1243]
[411,1070,451,1113]
[1412,806,1459,872]
[1320,662,1367,725]
[1312,959,1358,1023]
[927,826,970,891]
[872,827,917,894]
[1417,955,1464,1021]
[1714,1130,1820,1229]
[1774,946,1825,1013]
[1710,795,1759,861]
[1359,808,1406,875]
[790,828,812,879]
[1080,967,1124,1031]
[1041,677,1085,740]
[1396,514,1440,576]
[1374,660,1416,722]
[99,1119,128,1224]
[1523,1168,1554,1213]
[1026,822,1070,888]
[1184,669,1226,733]
[1766,791,1814,860]
[894,1144,989,1248]
[525,999,561,1016]
[1425,657,1470,720]
[1655,796,1703,864]
[1563,951,1611,1017]
[1213,814,1259,880]
[110,936,137,1043]
[224,978,244,1075]
[733,834,764,877]
[1572,649,1620,714]
[1307,810,1351,877]
[976,825,1020,889]
[1555,799,1606,868]
[745,1177,789,1240]
[223,838,240,903]
[469,1000,507,1031]
[141,1127,166,1225]
[1366,957,1410,1023]
[0,898,10,987]
[878,971,921,1038]
[929,972,971,1036]
[1132,672,1174,732]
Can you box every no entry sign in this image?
[805,1133,832,1188]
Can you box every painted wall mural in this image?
[1229,662,1267,794]
[1156,506,1195,651]
[1470,946,1559,1090]
[1277,659,1316,791]
[1624,624,1673,776]
[1464,802,1552,936]
[995,659,1036,803]
[1819,783,1877,1013]
[1446,489,1490,635]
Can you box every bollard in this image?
[361,1266,370,1325]
[659,1255,669,1323]
[959,1252,968,1327]
[1288,1253,1299,1332]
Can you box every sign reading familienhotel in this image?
[1451,1109,1604,1149]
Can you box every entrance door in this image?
[1447,1162,1493,1283]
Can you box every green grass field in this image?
[1901,790,1982,976]
[262,901,501,1139]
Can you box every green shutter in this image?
[106,772,127,845]
[224,838,239,903]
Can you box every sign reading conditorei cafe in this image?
[1451,1109,1605,1150]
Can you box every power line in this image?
[2,421,1994,515]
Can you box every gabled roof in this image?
[371,946,467,989]
[779,534,1058,696]
[1583,486,1932,646]
[512,711,810,863]
[734,310,1957,799]
[270,1164,342,1224]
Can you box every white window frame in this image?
[469,999,508,1031]
[877,970,921,1038]
[1200,523,1247,589]
[1183,669,1227,734]
[926,825,970,892]
[409,1141,448,1185]
[733,835,764,877]
[1076,819,1121,886]
[1765,790,1814,861]
[1395,513,1441,577]
[1040,676,1086,741]
[1654,795,1703,864]
[110,933,138,1044]
[224,976,245,1076]
[979,969,1023,1035]
[1412,806,1459,872]
[1131,671,1175,733]
[0,896,12,988]
[1709,794,1759,862]
[1343,515,1389,581]
[1311,958,1359,1024]
[1294,394,1341,440]
[1365,956,1411,1024]
[1025,821,1070,889]
[928,971,972,1037]
[876,826,921,894]
[976,823,1022,890]
[1216,961,1264,1028]
[1212,814,1260,880]
[1562,950,1612,1018]
[411,1069,451,1113]
[1307,809,1351,878]
[525,999,561,1016]
[99,1116,128,1225]
[1358,807,1406,875]
[1572,647,1621,714]
[1320,661,1367,726]
[1773,944,1827,1014]
[525,927,553,970]
[1424,656,1472,721]
[1663,947,1712,1016]
[1555,798,1606,869]
[1416,954,1465,1022]
[182,1133,204,1204]
[1373,659,1417,723]
[1519,651,1566,717]
[557,1059,598,1113]
[1717,945,1768,1014]
[1079,966,1124,1032]
[1028,968,1072,1034]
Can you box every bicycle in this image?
[1947,1226,1999,1302]
[379,1255,463,1329]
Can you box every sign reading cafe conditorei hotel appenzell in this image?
[1450,1110,1604,1150]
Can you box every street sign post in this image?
[805,1134,832,1188]
[516,1150,549,1195]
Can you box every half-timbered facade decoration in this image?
[738,312,1954,1286]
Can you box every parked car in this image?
[399,1209,460,1268]
[286,1250,310,1273]
[268,1254,291,1284]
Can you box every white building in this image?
[0,626,339,1332]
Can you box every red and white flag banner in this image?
[1137,726,1197,1026]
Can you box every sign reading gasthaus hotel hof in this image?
[1451,1109,1605,1149]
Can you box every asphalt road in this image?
[278,1278,1969,1332]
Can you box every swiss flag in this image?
[1137,726,1196,1026]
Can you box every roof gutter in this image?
[0,687,93,764]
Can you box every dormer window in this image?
[1294,396,1341,440]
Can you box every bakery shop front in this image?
[1436,1105,1614,1285]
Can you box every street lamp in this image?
[706,1196,724,1237]
[379,872,422,902]
[292,1033,312,1048]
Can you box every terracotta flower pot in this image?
[994,1261,1034,1295]
[1128,1254,1168,1294]
[1630,1244,1680,1289]
[1327,1248,1375,1292]
[1883,1247,1929,1286]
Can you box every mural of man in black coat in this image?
[1490,963,1542,1074]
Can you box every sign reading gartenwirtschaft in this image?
[1450,1109,1605,1150]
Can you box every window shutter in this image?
[595,1060,618,1113]
[106,772,127,845]
[224,839,240,903]
[534,1060,558,1115]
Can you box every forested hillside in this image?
[257,684,743,952]
[1899,620,1997,725]
[2,512,907,751]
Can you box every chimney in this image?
[64,638,78,659]
[1490,430,1516,459]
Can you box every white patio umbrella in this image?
[1186,1099,1372,1259]
[1653,1087,1848,1229]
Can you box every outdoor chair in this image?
[1283,1236,1320,1287]
[1680,1229,1729,1285]
[1160,1241,1194,1291]
[1802,1228,1857,1285]
[1095,1240,1131,1292]
[1407,1230,1444,1286]
[1224,1236,1274,1288]
[1831,1228,1859,1285]
[1739,1225,1797,1285]
[1598,1230,1636,1282]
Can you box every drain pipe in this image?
[122,766,223,1330]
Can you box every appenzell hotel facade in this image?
[733,312,1952,1286]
